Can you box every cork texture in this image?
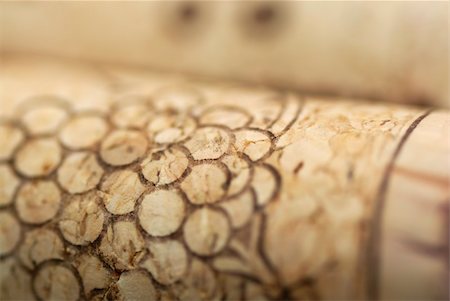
[0,56,448,300]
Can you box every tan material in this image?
[99,220,145,271]
[0,56,448,300]
[112,269,158,301]
[235,129,273,162]
[220,190,254,229]
[21,104,68,136]
[252,165,279,207]
[140,239,188,285]
[175,258,217,300]
[147,113,197,144]
[15,180,61,224]
[58,192,105,245]
[200,107,251,129]
[152,86,203,113]
[34,263,80,301]
[19,228,64,269]
[181,163,228,205]
[0,212,20,256]
[138,189,185,237]
[184,127,231,160]
[60,115,108,150]
[57,152,104,193]
[183,207,231,256]
[221,154,251,196]
[73,254,114,296]
[141,147,188,186]
[377,111,450,300]
[1,2,447,107]
[100,130,148,166]
[0,124,24,161]
[14,138,62,177]
[0,258,34,300]
[100,170,145,215]
[112,103,152,129]
[0,165,20,206]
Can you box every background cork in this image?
[0,1,448,107]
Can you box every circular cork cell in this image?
[99,220,145,270]
[180,164,228,205]
[57,152,104,194]
[14,138,62,177]
[0,124,24,161]
[58,192,105,246]
[100,130,148,166]
[21,106,68,136]
[147,113,196,144]
[199,106,251,129]
[219,190,255,229]
[100,170,145,215]
[114,270,157,301]
[33,263,80,301]
[0,164,20,206]
[0,258,34,300]
[221,154,252,196]
[152,85,202,113]
[183,207,230,256]
[252,165,279,206]
[112,103,152,129]
[178,258,217,300]
[141,239,188,285]
[184,127,230,160]
[234,129,273,161]
[18,228,64,269]
[16,180,61,224]
[59,115,108,149]
[138,189,185,237]
[141,147,188,186]
[73,254,113,296]
[0,211,21,255]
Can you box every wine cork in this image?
[0,57,448,300]
[0,1,447,106]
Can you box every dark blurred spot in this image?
[301,277,315,286]
[179,3,198,23]
[163,2,209,42]
[152,152,162,160]
[254,5,275,24]
[294,161,304,174]
[239,2,291,40]
[347,167,354,180]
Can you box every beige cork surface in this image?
[1,2,448,107]
[0,56,448,300]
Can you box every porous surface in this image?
[0,57,444,300]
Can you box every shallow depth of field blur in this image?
[0,1,448,107]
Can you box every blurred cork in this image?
[0,1,448,107]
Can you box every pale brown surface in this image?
[377,111,450,300]
[0,56,448,300]
[0,2,447,107]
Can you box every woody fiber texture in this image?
[0,56,448,300]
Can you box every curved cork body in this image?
[0,2,448,107]
[0,56,448,300]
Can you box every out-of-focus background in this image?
[0,1,448,106]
